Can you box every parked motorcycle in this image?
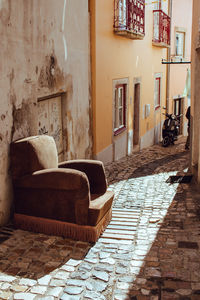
[162,112,181,147]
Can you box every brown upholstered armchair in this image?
[10,135,114,242]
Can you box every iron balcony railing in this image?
[114,0,145,39]
[153,9,170,47]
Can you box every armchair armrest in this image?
[14,168,90,225]
[58,160,107,194]
[14,168,89,194]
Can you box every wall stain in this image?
[9,69,17,107]
[0,0,11,25]
[85,145,91,159]
[38,53,65,90]
[63,128,68,153]
[62,76,73,159]
[23,0,33,44]
[24,78,32,84]
[11,100,32,141]
[65,74,73,96]
[65,111,73,155]
[9,68,14,86]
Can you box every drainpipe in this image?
[166,0,172,113]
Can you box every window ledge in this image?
[155,105,160,111]
[114,126,126,136]
[152,41,170,48]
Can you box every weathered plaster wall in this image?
[0,0,92,225]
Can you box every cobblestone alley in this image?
[0,137,200,300]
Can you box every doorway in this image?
[174,98,183,134]
[133,83,140,146]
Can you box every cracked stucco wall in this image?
[0,0,92,225]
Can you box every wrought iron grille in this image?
[114,0,145,37]
[153,10,170,46]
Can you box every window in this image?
[174,98,183,134]
[154,76,161,109]
[114,84,126,135]
[175,31,185,57]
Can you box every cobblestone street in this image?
[1,137,200,300]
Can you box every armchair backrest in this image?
[10,135,58,179]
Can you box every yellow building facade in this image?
[90,0,170,163]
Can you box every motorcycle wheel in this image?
[162,136,170,147]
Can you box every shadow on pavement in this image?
[128,151,188,180]
[124,178,200,299]
[106,146,189,187]
[0,230,92,280]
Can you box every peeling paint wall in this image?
[0,0,92,225]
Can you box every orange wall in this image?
[91,0,168,155]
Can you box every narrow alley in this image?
[0,138,199,300]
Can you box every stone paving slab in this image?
[1,138,200,299]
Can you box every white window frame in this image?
[113,79,128,136]
[114,84,126,134]
[154,74,162,110]
[175,27,186,58]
